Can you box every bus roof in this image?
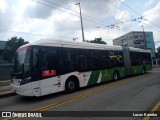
[19,39,123,51]
[129,47,151,53]
[19,39,151,53]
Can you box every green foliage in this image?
[3,37,29,62]
[86,37,107,44]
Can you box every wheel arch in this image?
[113,69,120,80]
[113,69,120,77]
[142,66,146,74]
[65,75,80,89]
[142,66,146,70]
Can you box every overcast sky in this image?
[0,0,160,48]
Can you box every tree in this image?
[3,37,29,62]
[86,37,107,44]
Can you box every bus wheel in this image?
[113,72,119,81]
[65,79,77,93]
[142,67,146,74]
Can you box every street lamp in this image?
[75,2,85,42]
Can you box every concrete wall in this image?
[0,64,13,81]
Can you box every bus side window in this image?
[109,51,124,67]
[89,50,99,70]
[75,49,89,72]
[130,52,141,65]
[99,51,107,69]
[39,48,57,71]
[46,52,57,69]
[59,49,75,74]
[142,53,151,64]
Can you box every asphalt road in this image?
[0,68,160,120]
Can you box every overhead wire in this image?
[43,0,108,25]
[2,0,160,41]
[32,0,108,26]
[119,0,160,31]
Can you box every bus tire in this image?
[65,78,78,93]
[142,67,146,74]
[113,71,119,81]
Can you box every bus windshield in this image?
[15,47,31,74]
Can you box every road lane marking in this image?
[4,80,131,120]
[33,74,152,112]
[143,101,160,120]
[33,80,131,112]
[4,74,150,120]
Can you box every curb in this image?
[0,80,17,98]
[0,90,16,98]
[0,80,11,87]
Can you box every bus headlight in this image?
[20,77,31,85]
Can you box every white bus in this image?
[11,39,152,96]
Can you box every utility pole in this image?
[141,24,147,50]
[75,2,85,42]
[121,39,125,46]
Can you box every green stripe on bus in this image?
[87,67,126,85]
[88,70,101,85]
[131,64,152,75]
[101,70,107,83]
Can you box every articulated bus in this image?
[11,39,152,96]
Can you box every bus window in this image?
[59,49,75,74]
[130,52,146,65]
[109,51,124,67]
[98,50,110,69]
[36,47,57,71]
[75,49,89,72]
[89,50,99,70]
[15,47,31,74]
[130,52,137,65]
[145,53,152,64]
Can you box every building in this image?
[0,40,7,62]
[113,31,156,58]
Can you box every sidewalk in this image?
[0,80,16,97]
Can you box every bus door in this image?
[34,47,58,96]
[75,49,89,86]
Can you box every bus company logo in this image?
[2,112,11,117]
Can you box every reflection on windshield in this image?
[15,47,30,73]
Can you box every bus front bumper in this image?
[11,83,34,96]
